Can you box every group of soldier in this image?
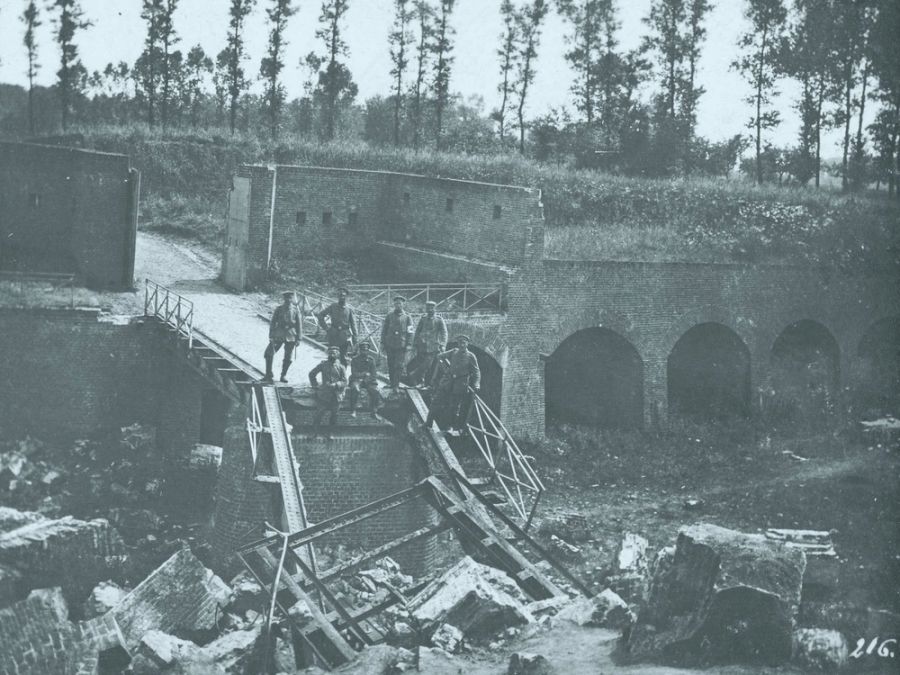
[263,287,481,438]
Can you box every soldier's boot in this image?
[280,360,291,383]
[348,388,359,417]
[263,353,274,382]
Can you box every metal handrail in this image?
[144,279,194,349]
[465,393,545,530]
[346,282,506,313]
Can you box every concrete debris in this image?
[682,497,705,511]
[523,595,570,618]
[430,622,464,653]
[190,443,224,470]
[604,572,645,605]
[84,580,129,619]
[272,630,297,672]
[765,528,837,557]
[120,423,157,452]
[508,651,554,675]
[0,508,126,602]
[537,512,591,544]
[340,644,414,674]
[799,601,900,640]
[0,563,24,605]
[112,547,231,649]
[138,630,204,667]
[0,451,28,481]
[549,534,582,556]
[416,646,458,672]
[616,532,649,574]
[228,570,267,615]
[623,523,806,666]
[359,556,415,590]
[408,556,534,640]
[555,589,634,630]
[201,624,264,673]
[792,628,848,671]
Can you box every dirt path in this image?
[131,231,324,383]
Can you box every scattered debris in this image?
[792,628,848,671]
[548,534,581,557]
[189,443,223,470]
[682,497,705,511]
[84,580,129,619]
[622,523,806,666]
[616,532,649,574]
[766,528,837,557]
[408,556,534,641]
[537,512,590,544]
[782,450,810,462]
[554,588,634,630]
[430,622,464,653]
[508,651,553,674]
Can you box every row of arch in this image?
[544,316,900,429]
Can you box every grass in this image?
[0,280,100,309]
[72,125,900,265]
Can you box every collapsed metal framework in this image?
[237,474,588,670]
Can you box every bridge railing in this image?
[296,289,385,355]
[466,393,545,529]
[144,279,194,349]
[346,282,506,314]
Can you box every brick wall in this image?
[0,142,137,288]
[232,165,543,287]
[499,259,900,436]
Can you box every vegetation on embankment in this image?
[78,126,899,267]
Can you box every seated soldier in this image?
[348,342,383,418]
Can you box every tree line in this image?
[4,0,899,194]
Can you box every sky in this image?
[0,0,873,151]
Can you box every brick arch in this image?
[661,306,756,361]
[540,307,645,363]
[444,319,509,366]
[761,305,839,353]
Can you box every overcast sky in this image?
[0,0,872,151]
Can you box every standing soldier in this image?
[410,300,448,387]
[426,335,480,436]
[381,296,412,393]
[308,346,348,437]
[264,291,302,383]
[316,287,357,362]
[348,342,383,418]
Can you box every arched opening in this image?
[856,316,900,417]
[768,320,840,428]
[199,388,229,447]
[545,328,644,429]
[668,323,750,421]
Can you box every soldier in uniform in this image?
[425,335,480,435]
[308,346,348,436]
[409,300,448,387]
[264,291,302,383]
[316,287,357,363]
[348,342,383,418]
[380,296,412,393]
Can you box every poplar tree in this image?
[495,0,519,142]
[388,0,412,145]
[260,0,298,141]
[557,0,605,125]
[431,0,456,150]
[159,0,179,129]
[224,0,256,135]
[22,0,42,135]
[311,0,355,141]
[185,45,213,129]
[513,0,549,153]
[733,0,788,184]
[52,0,92,131]
[410,1,434,149]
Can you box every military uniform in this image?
[381,308,412,388]
[317,300,357,361]
[265,297,302,381]
[426,343,481,431]
[308,352,348,428]
[348,348,383,414]
[410,308,448,385]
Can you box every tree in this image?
[158,0,179,129]
[680,0,712,145]
[260,0,297,141]
[139,0,163,128]
[431,0,456,149]
[310,0,355,141]
[51,0,92,131]
[388,0,413,145]
[213,49,230,127]
[733,0,787,184]
[868,0,900,197]
[512,0,549,153]
[410,1,434,149]
[557,0,605,125]
[642,0,687,121]
[224,0,256,135]
[494,0,519,142]
[185,45,213,129]
[22,1,42,135]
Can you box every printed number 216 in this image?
[850,638,897,659]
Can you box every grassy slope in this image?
[78,126,899,266]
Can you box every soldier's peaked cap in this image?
[328,346,340,353]
[338,287,349,295]
[394,296,406,302]
[282,290,295,297]
[358,342,371,349]
[425,300,437,307]
[456,334,471,342]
